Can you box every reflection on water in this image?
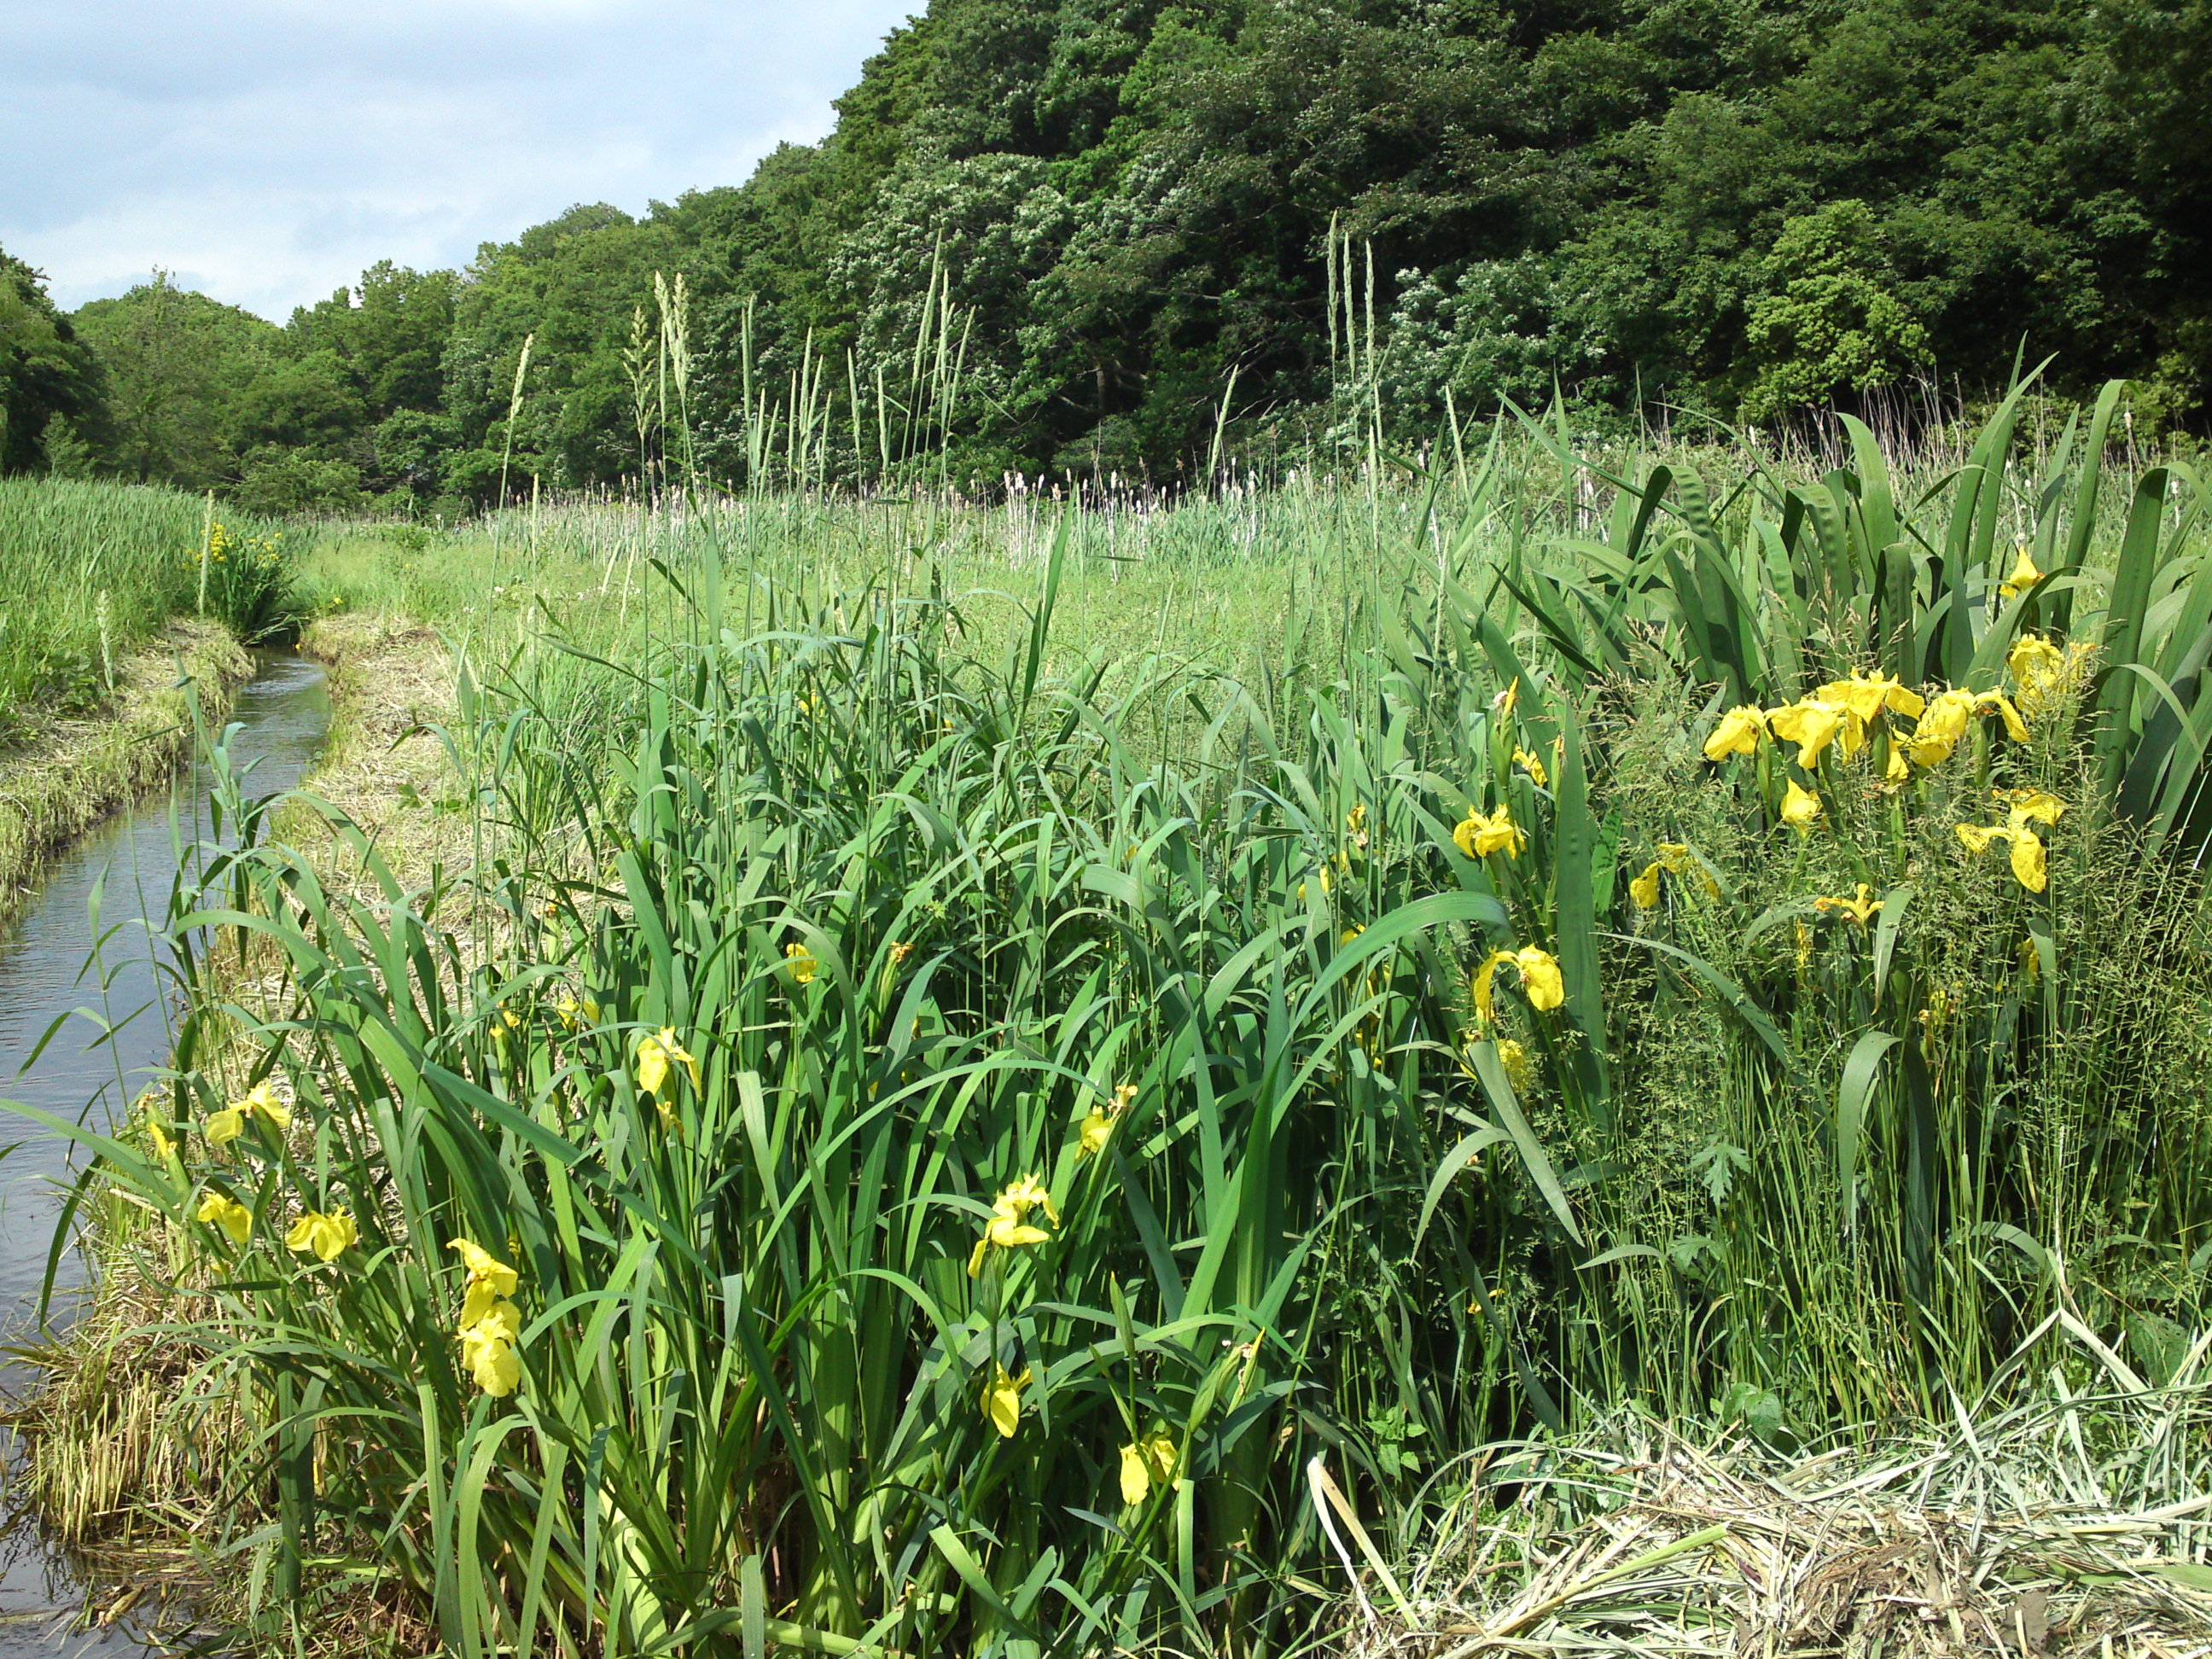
[0,653,329,1654]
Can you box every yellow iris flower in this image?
[1473,946,1564,1021]
[1780,780,1823,832]
[205,1079,291,1147]
[2008,633,2062,686]
[784,942,818,984]
[1080,1082,1137,1156]
[1954,790,2066,893]
[1119,1433,1179,1504]
[1999,545,2044,599]
[284,1209,358,1262]
[635,1027,701,1100]
[1512,747,1548,787]
[144,1099,175,1161]
[1702,704,1767,761]
[462,1322,522,1396]
[1906,688,1976,764]
[1452,803,1526,859]
[1766,699,1848,767]
[2002,789,2068,828]
[1813,883,1883,926]
[967,1177,1060,1276]
[1633,842,1717,907]
[196,1190,252,1245]
[981,1362,1031,1438]
[1656,841,1720,898]
[449,1237,524,1396]
[1955,824,2049,892]
[1813,674,1925,727]
[450,1237,521,1326]
[2008,634,2093,717]
[1629,861,1662,909]
[1906,688,2029,765]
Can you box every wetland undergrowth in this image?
[10,384,2212,1656]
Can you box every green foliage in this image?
[0,245,105,477]
[1741,201,1930,422]
[32,391,2212,1652]
[70,274,283,487]
[0,477,293,726]
[34,0,2212,502]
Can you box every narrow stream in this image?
[0,653,330,1654]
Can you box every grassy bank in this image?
[0,474,311,919]
[0,618,253,925]
[9,388,2212,1656]
[0,478,299,732]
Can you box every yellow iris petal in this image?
[636,1038,667,1097]
[196,1190,251,1245]
[284,1210,357,1262]
[1766,699,1847,767]
[1629,861,1662,909]
[1999,546,2044,598]
[2008,634,2063,685]
[982,1363,1029,1439]
[1906,689,1976,765]
[785,942,818,984]
[244,1080,291,1130]
[1813,883,1883,926]
[1472,950,1507,1023]
[1514,947,1564,1010]
[1119,1441,1155,1505]
[1702,705,1766,762]
[1780,780,1823,832]
[1119,1433,1178,1504]
[1453,803,1525,859]
[204,1108,243,1147]
[1976,692,2029,742]
[448,1237,519,1299]
[461,1325,521,1396]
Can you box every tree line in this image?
[3,0,2205,512]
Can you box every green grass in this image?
[15,387,2212,1657]
[0,476,300,736]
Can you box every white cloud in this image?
[0,0,916,318]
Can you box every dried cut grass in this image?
[1331,1336,2212,1658]
[288,613,467,895]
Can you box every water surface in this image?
[0,654,330,1653]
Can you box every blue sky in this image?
[1,1,916,320]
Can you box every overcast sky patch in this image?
[0,0,914,319]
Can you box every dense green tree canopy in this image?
[0,247,105,476]
[15,0,2207,499]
